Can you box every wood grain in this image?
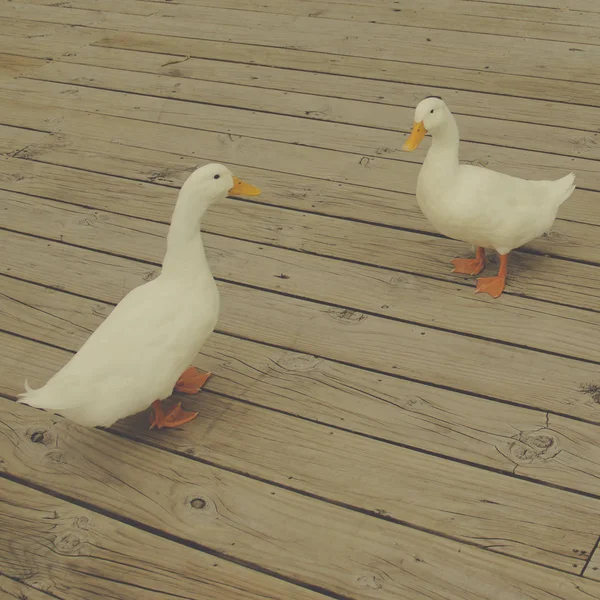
[51,42,600,133]
[53,0,600,45]
[2,185,599,365]
[2,350,600,576]
[95,29,600,106]
[3,313,600,572]
[2,269,600,485]
[0,574,55,600]
[27,59,600,163]
[0,478,330,600]
[3,387,600,592]
[585,540,600,581]
[1,220,599,421]
[3,77,599,195]
[2,118,600,311]
[3,256,600,502]
[3,2,599,85]
[8,23,600,109]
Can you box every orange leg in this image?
[452,247,486,276]
[475,253,508,298]
[149,399,198,430]
[174,367,212,395]
[149,367,211,430]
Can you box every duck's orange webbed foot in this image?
[149,399,198,430]
[174,367,212,395]
[475,275,506,298]
[474,253,508,299]
[452,247,485,275]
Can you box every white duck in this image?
[20,163,260,429]
[402,97,575,298]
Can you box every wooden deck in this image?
[1,0,600,598]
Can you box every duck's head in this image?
[402,96,451,152]
[180,163,261,208]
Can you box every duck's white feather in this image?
[409,98,575,255]
[17,162,243,427]
[19,275,218,426]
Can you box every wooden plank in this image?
[0,23,103,60]
[2,183,600,366]
[3,350,600,577]
[74,0,600,46]
[5,17,598,109]
[463,0,600,11]
[4,398,600,600]
[2,127,598,241]
[0,53,46,79]
[24,0,600,15]
[53,43,600,134]
[3,362,600,585]
[2,2,600,85]
[17,0,160,16]
[0,574,55,600]
[0,124,50,152]
[0,478,330,600]
[1,226,599,424]
[3,274,600,501]
[6,70,600,187]
[2,81,598,229]
[1,128,600,312]
[27,59,600,163]
[585,539,600,581]
[95,29,600,107]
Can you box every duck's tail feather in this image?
[553,172,576,207]
[19,379,69,411]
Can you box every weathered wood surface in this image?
[24,60,600,163]
[46,0,599,47]
[2,118,600,313]
[2,77,599,200]
[0,478,330,600]
[2,320,600,573]
[23,0,600,43]
[1,184,599,364]
[3,398,600,598]
[2,226,599,423]
[3,2,600,87]
[2,270,600,499]
[3,0,600,593]
[0,574,56,600]
[585,541,600,582]
[41,42,600,134]
[93,29,600,106]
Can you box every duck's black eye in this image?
[214,174,220,179]
[430,109,434,114]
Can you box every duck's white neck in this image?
[424,113,460,176]
[161,185,212,279]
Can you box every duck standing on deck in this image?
[402,97,575,298]
[20,163,261,429]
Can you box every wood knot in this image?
[55,533,81,553]
[327,308,368,323]
[356,574,383,590]
[507,428,560,464]
[30,431,45,443]
[273,353,320,372]
[190,497,206,509]
[44,450,65,465]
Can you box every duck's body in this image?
[20,164,260,428]
[22,271,219,427]
[403,97,575,297]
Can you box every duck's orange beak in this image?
[402,121,427,152]
[229,176,261,196]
